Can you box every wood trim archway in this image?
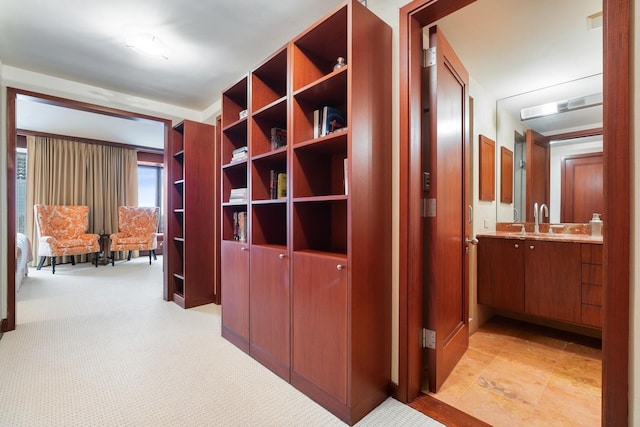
[3,88,172,332]
[397,1,630,426]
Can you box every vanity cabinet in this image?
[478,236,598,328]
[524,240,581,323]
[477,237,524,312]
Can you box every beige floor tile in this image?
[430,317,602,426]
[455,381,536,427]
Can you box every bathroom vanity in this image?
[477,225,603,329]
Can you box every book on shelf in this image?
[313,106,347,138]
[277,172,287,199]
[229,187,247,202]
[269,170,287,199]
[270,127,287,150]
[232,210,247,242]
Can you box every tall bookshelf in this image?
[220,1,391,424]
[166,119,217,309]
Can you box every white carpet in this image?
[0,257,442,426]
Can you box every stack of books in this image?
[233,211,247,242]
[229,187,247,202]
[313,106,346,138]
[231,146,248,163]
[270,127,287,150]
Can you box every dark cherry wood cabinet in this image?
[220,1,391,424]
[220,240,250,352]
[249,244,290,380]
[166,120,217,308]
[478,236,601,329]
[292,251,348,405]
[477,237,524,312]
[524,240,581,323]
[580,243,603,328]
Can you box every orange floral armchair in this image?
[109,206,159,265]
[34,205,100,274]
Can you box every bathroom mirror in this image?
[495,74,603,223]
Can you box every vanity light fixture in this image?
[587,11,603,30]
[125,32,169,59]
[520,92,602,121]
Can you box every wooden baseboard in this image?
[1,318,7,333]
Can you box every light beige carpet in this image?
[0,257,442,426]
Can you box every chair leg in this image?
[148,251,152,265]
[37,256,46,270]
[111,252,115,266]
[71,256,76,266]
[51,257,56,274]
[127,251,132,261]
[95,252,99,268]
[152,250,157,261]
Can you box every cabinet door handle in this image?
[529,245,535,250]
[336,264,345,271]
[514,243,519,249]
[278,253,286,259]
[241,246,249,252]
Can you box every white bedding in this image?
[16,233,32,293]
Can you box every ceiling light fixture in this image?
[125,32,169,59]
[520,92,603,121]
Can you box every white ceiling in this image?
[1,0,603,147]
[0,0,345,110]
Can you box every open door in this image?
[525,129,550,221]
[422,26,470,392]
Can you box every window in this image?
[16,149,27,234]
[138,164,164,232]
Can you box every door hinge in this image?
[422,198,436,218]
[422,328,436,349]
[423,47,436,68]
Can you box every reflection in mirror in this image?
[496,74,603,223]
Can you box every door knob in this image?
[336,264,345,271]
[278,253,286,259]
[465,238,479,245]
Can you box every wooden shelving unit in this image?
[166,120,217,309]
[220,1,391,424]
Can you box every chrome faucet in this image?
[534,202,548,233]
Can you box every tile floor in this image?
[428,316,602,426]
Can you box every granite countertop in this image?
[477,222,604,244]
[476,231,603,244]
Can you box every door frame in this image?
[3,88,172,332]
[397,1,631,426]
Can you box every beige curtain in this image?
[26,136,138,265]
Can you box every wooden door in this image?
[249,245,290,380]
[561,152,604,223]
[525,129,550,222]
[423,26,469,392]
[220,240,250,352]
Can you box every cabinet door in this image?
[524,240,581,323]
[221,240,250,351]
[292,251,348,404]
[477,238,524,312]
[250,245,290,379]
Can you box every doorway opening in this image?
[398,0,630,426]
[3,88,171,332]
